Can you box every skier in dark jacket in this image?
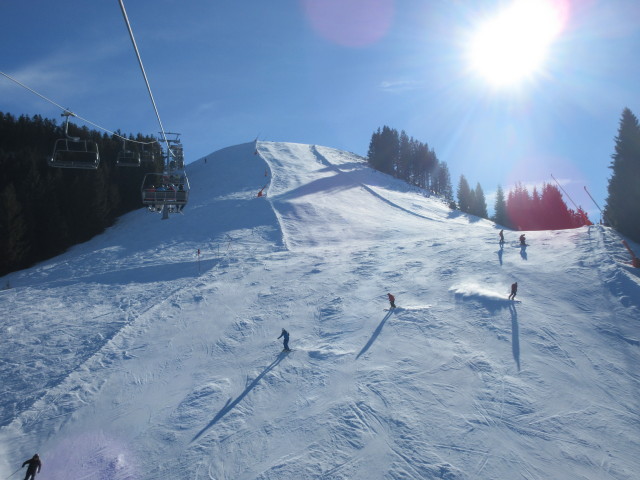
[278,328,290,351]
[499,229,504,245]
[509,282,518,301]
[387,293,396,309]
[22,454,41,480]
[519,234,526,246]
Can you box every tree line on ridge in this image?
[366,109,640,245]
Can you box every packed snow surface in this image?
[1,141,639,479]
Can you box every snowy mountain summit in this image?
[1,141,639,479]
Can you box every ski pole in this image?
[6,467,21,479]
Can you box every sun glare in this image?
[468,0,566,87]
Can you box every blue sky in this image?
[1,0,639,220]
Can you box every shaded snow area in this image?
[1,141,640,479]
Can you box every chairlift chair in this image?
[140,145,156,164]
[143,133,189,219]
[48,111,100,170]
[116,139,141,167]
[141,172,190,209]
[49,137,100,169]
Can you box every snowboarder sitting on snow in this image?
[21,454,41,480]
[387,293,396,309]
[519,234,526,246]
[278,328,290,351]
[509,282,518,301]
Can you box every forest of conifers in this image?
[366,124,591,229]
[0,112,161,277]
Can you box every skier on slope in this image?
[387,293,396,309]
[21,454,41,480]
[509,282,518,301]
[519,234,526,246]
[499,229,504,245]
[278,328,290,351]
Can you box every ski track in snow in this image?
[1,141,639,479]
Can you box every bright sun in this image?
[468,0,566,87]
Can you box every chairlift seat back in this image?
[49,138,100,169]
[116,150,141,167]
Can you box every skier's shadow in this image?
[497,244,504,265]
[356,310,393,359]
[191,351,289,442]
[520,245,528,260]
[509,302,521,371]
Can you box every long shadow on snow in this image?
[510,303,521,371]
[356,310,393,359]
[274,168,363,201]
[310,145,367,174]
[447,209,484,223]
[191,351,289,442]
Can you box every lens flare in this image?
[301,0,394,47]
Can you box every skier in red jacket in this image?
[387,293,396,309]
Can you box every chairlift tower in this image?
[140,132,190,219]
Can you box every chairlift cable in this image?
[0,70,68,113]
[117,0,172,156]
[0,70,156,146]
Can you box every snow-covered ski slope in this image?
[1,141,639,480]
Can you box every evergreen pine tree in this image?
[468,188,477,216]
[1,184,30,269]
[412,140,428,189]
[540,183,572,230]
[506,182,531,230]
[377,126,399,176]
[367,127,383,171]
[493,185,508,227]
[472,183,488,219]
[398,130,412,182]
[604,108,640,241]
[433,162,452,206]
[457,175,472,213]
[425,146,438,192]
[531,187,542,230]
